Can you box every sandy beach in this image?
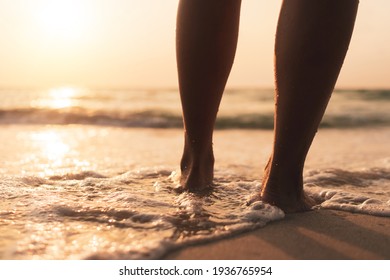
[1,125,389,259]
[164,209,390,259]
[161,127,390,260]
[1,0,389,264]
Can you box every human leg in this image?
[261,0,359,212]
[176,0,242,191]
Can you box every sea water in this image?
[0,88,389,259]
[1,88,389,128]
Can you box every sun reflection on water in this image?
[31,87,81,109]
[48,87,77,108]
[30,130,91,176]
[32,131,70,161]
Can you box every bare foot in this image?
[179,149,215,193]
[261,184,316,213]
[257,162,317,213]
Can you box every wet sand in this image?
[161,127,390,260]
[164,209,390,259]
[1,126,389,259]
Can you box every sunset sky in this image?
[0,0,389,89]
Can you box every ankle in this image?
[179,146,215,192]
[180,148,214,173]
[262,159,304,197]
[182,135,214,169]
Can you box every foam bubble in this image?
[1,165,389,259]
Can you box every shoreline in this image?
[1,126,389,260]
[164,209,390,260]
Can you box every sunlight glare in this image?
[29,129,92,176]
[30,87,81,109]
[32,131,70,163]
[34,0,93,42]
[48,87,78,109]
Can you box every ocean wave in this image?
[0,107,389,129]
[305,168,390,187]
[1,165,389,259]
[0,108,183,128]
[0,168,285,259]
[305,167,390,217]
[338,89,390,100]
[312,189,390,217]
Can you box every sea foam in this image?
[0,165,389,259]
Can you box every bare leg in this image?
[261,0,359,212]
[176,0,242,191]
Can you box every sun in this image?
[34,0,92,42]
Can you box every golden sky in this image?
[0,0,389,89]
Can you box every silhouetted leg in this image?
[261,0,359,212]
[176,0,242,191]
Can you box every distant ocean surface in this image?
[0,88,389,259]
[1,88,389,128]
